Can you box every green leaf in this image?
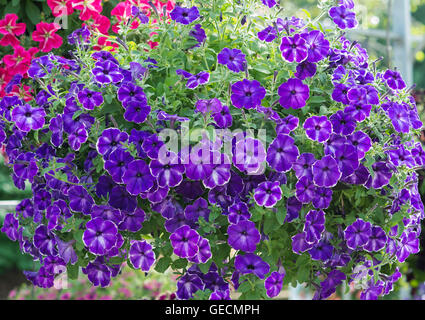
[67,263,79,280]
[155,257,172,273]
[172,258,188,269]
[276,207,287,225]
[25,0,41,25]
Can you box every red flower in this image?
[89,14,111,35]
[47,0,75,17]
[0,67,13,98]
[111,2,139,33]
[72,0,102,21]
[3,46,37,75]
[32,22,63,52]
[9,84,33,102]
[0,14,26,47]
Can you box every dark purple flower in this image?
[365,162,392,189]
[68,125,88,151]
[261,0,276,8]
[304,209,326,244]
[119,208,145,232]
[231,79,266,109]
[364,226,387,252]
[317,270,346,299]
[276,115,299,135]
[104,148,134,183]
[184,198,210,222]
[123,100,151,124]
[1,213,19,241]
[278,78,310,109]
[68,185,94,215]
[150,152,185,188]
[189,24,206,47]
[234,253,270,279]
[122,160,155,195]
[258,26,277,42]
[303,115,332,143]
[386,103,411,133]
[295,176,316,203]
[77,88,103,110]
[212,105,233,128]
[33,225,57,256]
[254,181,282,208]
[329,5,358,29]
[349,131,371,159]
[344,218,372,250]
[348,85,379,105]
[312,155,342,187]
[176,273,204,299]
[295,61,317,80]
[129,240,155,271]
[82,259,111,287]
[233,137,266,174]
[170,6,200,25]
[292,232,314,254]
[13,152,38,183]
[265,272,285,298]
[188,237,212,264]
[56,239,78,265]
[195,98,222,114]
[217,48,246,73]
[383,69,406,90]
[142,134,165,159]
[396,231,419,262]
[91,205,123,225]
[170,225,200,258]
[308,239,333,261]
[83,217,118,255]
[117,82,147,107]
[266,134,299,173]
[312,187,333,209]
[92,60,124,84]
[96,128,128,157]
[286,196,302,222]
[302,30,330,62]
[228,202,251,225]
[176,69,210,89]
[12,104,46,132]
[333,143,359,178]
[202,153,231,189]
[332,83,350,105]
[330,110,356,135]
[292,153,316,180]
[227,220,260,253]
[280,34,308,63]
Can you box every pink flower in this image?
[0,68,13,98]
[3,46,37,75]
[32,22,63,52]
[111,2,139,33]
[60,292,72,300]
[89,14,110,34]
[72,0,102,21]
[9,84,33,102]
[47,0,75,17]
[0,14,26,47]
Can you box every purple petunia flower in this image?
[276,115,299,135]
[308,239,334,261]
[286,196,302,222]
[189,24,206,47]
[332,83,350,105]
[258,26,277,42]
[333,143,359,178]
[150,152,185,188]
[396,231,420,262]
[278,78,310,109]
[227,220,260,253]
[170,225,200,258]
[383,69,406,90]
[330,110,356,135]
[280,34,308,63]
[212,105,233,128]
[92,60,124,84]
[386,103,411,134]
[364,162,392,189]
[344,218,372,250]
[195,98,223,115]
[77,88,103,110]
[254,181,282,208]
[303,116,332,143]
[265,271,285,298]
[170,6,200,25]
[33,225,57,256]
[261,0,276,8]
[104,148,134,184]
[96,128,128,157]
[344,103,372,122]
[364,226,387,252]
[176,69,210,89]
[119,208,146,232]
[1,213,19,241]
[231,79,266,109]
[188,237,212,264]
[123,100,151,124]
[304,209,326,244]
[329,5,358,29]
[302,30,330,63]
[295,176,316,203]
[142,134,165,160]
[185,198,210,222]
[234,253,270,279]
[68,125,88,151]
[122,160,155,195]
[312,155,342,188]
[292,153,316,180]
[68,185,94,215]
[83,217,118,255]
[292,232,314,254]
[82,259,111,287]
[56,239,78,265]
[228,202,251,225]
[129,240,155,271]
[176,273,204,300]
[312,187,333,209]
[117,82,147,107]
[12,104,46,132]
[266,134,300,173]
[295,61,317,80]
[233,137,266,175]
[91,205,123,225]
[217,48,246,73]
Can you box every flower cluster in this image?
[1,0,424,301]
